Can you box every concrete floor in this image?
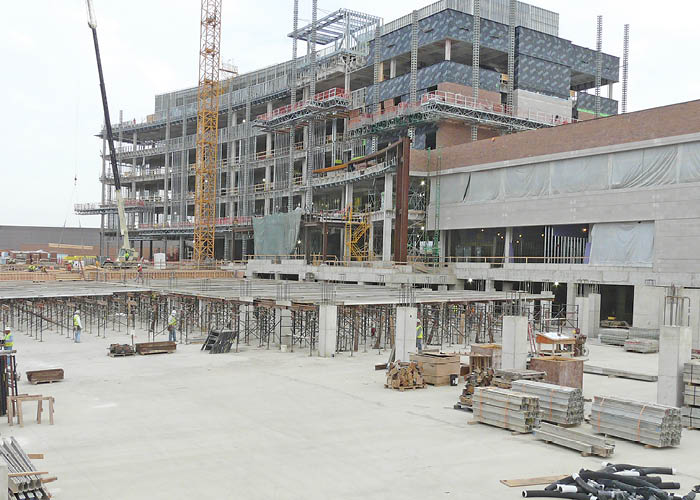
[8,330,700,499]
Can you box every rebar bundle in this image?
[511,380,584,426]
[591,396,682,447]
[472,387,541,433]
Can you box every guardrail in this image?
[256,87,348,122]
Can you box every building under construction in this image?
[77,0,620,263]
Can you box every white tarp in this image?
[589,221,654,267]
[503,163,549,198]
[465,170,502,202]
[611,146,676,189]
[551,156,608,194]
[440,172,470,203]
[679,141,700,183]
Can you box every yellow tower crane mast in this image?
[193,0,222,263]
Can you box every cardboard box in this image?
[410,352,460,385]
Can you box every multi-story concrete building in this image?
[78,0,619,263]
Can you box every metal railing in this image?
[256,87,348,122]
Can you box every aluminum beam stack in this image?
[623,338,659,353]
[511,380,584,426]
[472,387,541,433]
[682,360,700,429]
[590,396,682,447]
[599,328,629,346]
[0,437,51,497]
[533,422,615,457]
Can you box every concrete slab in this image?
[8,327,700,499]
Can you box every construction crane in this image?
[193,0,222,263]
[85,0,138,267]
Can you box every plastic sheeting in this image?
[679,141,700,183]
[589,221,654,267]
[465,170,502,202]
[252,208,302,256]
[551,156,608,194]
[503,163,549,198]
[440,172,470,204]
[611,145,677,189]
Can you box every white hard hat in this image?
[3,327,10,332]
[171,310,176,314]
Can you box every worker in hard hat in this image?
[416,319,423,353]
[167,310,177,342]
[2,327,13,351]
[73,310,82,343]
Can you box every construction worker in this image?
[2,328,13,351]
[167,310,177,342]
[416,319,423,353]
[137,263,144,283]
[73,310,82,343]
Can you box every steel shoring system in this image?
[594,15,603,118]
[302,0,318,213]
[621,24,630,114]
[506,0,516,111]
[193,0,222,263]
[408,10,418,141]
[371,24,381,154]
[471,0,481,142]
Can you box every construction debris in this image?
[590,396,681,447]
[511,380,584,426]
[108,344,135,357]
[409,352,460,386]
[520,463,692,499]
[25,369,64,385]
[0,437,53,497]
[135,341,176,355]
[385,361,425,391]
[683,360,700,429]
[472,387,541,433]
[623,338,659,353]
[533,422,615,457]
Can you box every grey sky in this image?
[1,0,697,228]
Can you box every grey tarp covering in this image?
[465,170,502,202]
[440,172,470,203]
[611,145,677,189]
[503,163,549,198]
[679,141,700,183]
[589,221,654,267]
[252,208,302,256]
[551,156,608,194]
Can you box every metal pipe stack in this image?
[590,396,682,447]
[472,387,541,433]
[511,380,584,426]
[682,360,700,429]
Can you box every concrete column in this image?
[343,183,354,261]
[280,308,292,347]
[567,282,576,319]
[395,306,417,362]
[608,83,613,98]
[502,316,529,370]
[502,281,513,292]
[485,279,495,292]
[378,62,385,82]
[444,38,452,61]
[389,58,396,79]
[504,227,513,262]
[382,173,393,261]
[368,221,375,259]
[575,293,601,339]
[318,304,337,357]
[657,325,692,407]
[439,230,446,262]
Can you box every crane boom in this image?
[85,0,134,262]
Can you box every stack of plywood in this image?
[591,396,681,447]
[385,361,425,391]
[682,360,700,429]
[511,380,584,426]
[472,387,541,433]
[409,352,460,386]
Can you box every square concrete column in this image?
[382,173,393,261]
[395,306,417,362]
[567,282,577,320]
[658,325,692,407]
[504,227,513,263]
[444,39,452,61]
[318,304,337,357]
[280,308,292,347]
[575,295,601,338]
[502,316,529,370]
[389,58,396,79]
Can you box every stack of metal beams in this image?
[472,387,541,433]
[623,338,659,353]
[682,360,700,429]
[533,422,615,457]
[599,328,629,346]
[0,437,52,498]
[511,380,584,426]
[590,396,682,447]
[492,369,545,388]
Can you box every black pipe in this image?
[604,464,675,476]
[545,477,574,491]
[522,491,590,499]
[659,483,681,490]
[580,470,659,489]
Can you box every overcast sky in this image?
[1,0,697,228]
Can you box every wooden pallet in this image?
[135,341,176,355]
[25,369,63,385]
[384,383,426,392]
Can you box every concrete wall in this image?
[633,285,665,329]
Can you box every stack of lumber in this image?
[472,387,541,433]
[623,338,659,353]
[458,366,494,407]
[135,341,176,355]
[682,360,700,429]
[25,369,64,385]
[0,437,54,498]
[533,422,615,457]
[599,328,629,346]
[511,380,584,426]
[492,369,545,389]
[409,352,460,386]
[590,396,682,447]
[385,361,425,391]
[108,344,134,357]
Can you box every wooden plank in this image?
[27,453,44,459]
[41,476,58,484]
[500,474,569,487]
[9,471,49,477]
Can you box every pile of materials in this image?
[108,344,134,357]
[683,360,700,429]
[458,366,494,407]
[623,338,659,353]
[385,361,425,391]
[590,396,682,447]
[511,380,584,426]
[599,328,629,346]
[492,369,545,389]
[521,463,696,500]
[409,352,460,386]
[472,387,541,433]
[0,437,54,498]
[533,422,615,457]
